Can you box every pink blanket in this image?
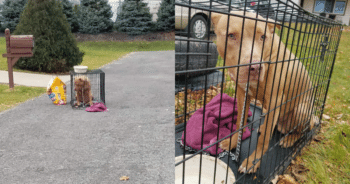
[181,93,252,155]
[85,102,108,112]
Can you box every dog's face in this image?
[212,11,280,84]
[74,77,91,92]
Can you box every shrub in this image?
[14,0,84,73]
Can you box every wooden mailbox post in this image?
[2,28,34,89]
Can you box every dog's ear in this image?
[267,18,281,33]
[211,13,222,26]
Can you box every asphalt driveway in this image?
[0,51,175,183]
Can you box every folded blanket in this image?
[85,102,108,112]
[181,93,252,155]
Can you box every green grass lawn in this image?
[0,84,46,112]
[297,30,350,184]
[0,37,174,72]
[275,23,350,183]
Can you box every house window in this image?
[334,1,346,14]
[314,1,325,13]
[314,0,347,14]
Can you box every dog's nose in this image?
[250,64,261,72]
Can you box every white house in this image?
[301,0,349,25]
[270,0,349,25]
[70,0,162,22]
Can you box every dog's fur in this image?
[74,75,93,106]
[211,11,318,173]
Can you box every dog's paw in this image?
[238,157,261,174]
[219,138,237,151]
[279,135,297,148]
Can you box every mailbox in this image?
[9,35,34,55]
[2,28,34,89]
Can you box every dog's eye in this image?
[260,35,266,41]
[228,33,236,40]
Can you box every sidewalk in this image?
[0,51,175,183]
[0,70,70,88]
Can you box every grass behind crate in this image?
[216,56,236,95]
[0,37,174,71]
[292,30,350,183]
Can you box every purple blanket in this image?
[181,93,252,155]
[85,102,108,112]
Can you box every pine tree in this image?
[156,0,174,31]
[78,0,114,34]
[13,0,84,73]
[115,0,154,36]
[0,12,4,32]
[59,0,79,33]
[0,0,28,32]
[73,4,79,14]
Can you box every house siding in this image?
[303,0,315,12]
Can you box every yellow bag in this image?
[46,77,67,105]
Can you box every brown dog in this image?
[74,75,93,106]
[211,11,318,173]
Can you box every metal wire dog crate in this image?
[175,0,342,183]
[70,69,105,109]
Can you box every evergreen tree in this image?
[0,13,4,32]
[115,0,154,35]
[59,0,79,33]
[0,0,28,32]
[78,0,114,34]
[156,0,174,31]
[73,4,79,14]
[14,0,84,73]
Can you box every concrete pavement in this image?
[0,51,175,183]
[0,70,70,88]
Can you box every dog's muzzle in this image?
[237,61,264,84]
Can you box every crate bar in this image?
[243,0,273,179]
[205,1,220,184]
[180,0,193,182]
[236,0,263,167]
[266,2,299,178]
